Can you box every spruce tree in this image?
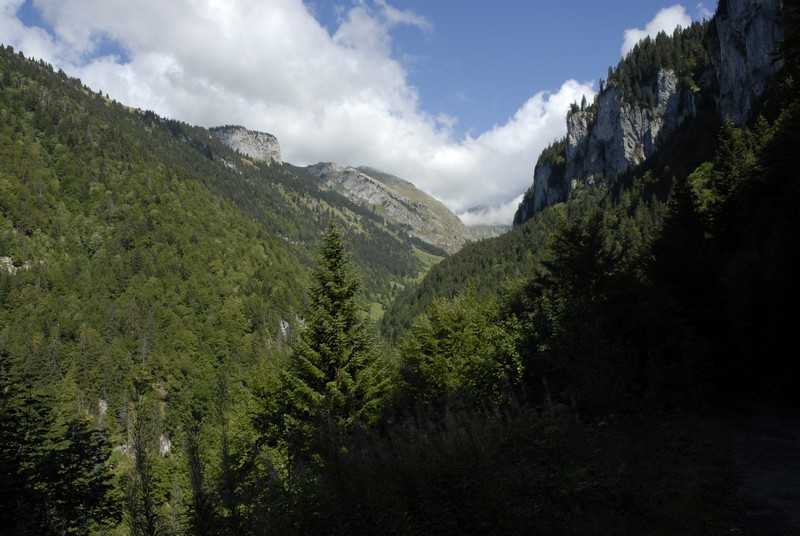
[282,224,377,464]
[0,360,119,535]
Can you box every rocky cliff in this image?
[514,0,783,225]
[564,68,697,187]
[305,163,469,254]
[709,0,784,124]
[211,125,282,164]
[210,126,504,254]
[513,139,568,226]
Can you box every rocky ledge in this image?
[513,0,783,226]
[211,125,282,164]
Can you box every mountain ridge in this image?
[210,136,508,255]
[513,0,783,225]
[386,0,785,339]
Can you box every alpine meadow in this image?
[1,1,799,534]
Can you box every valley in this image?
[1,1,798,534]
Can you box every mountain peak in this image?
[211,125,282,164]
[304,163,470,254]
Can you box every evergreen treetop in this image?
[282,224,378,463]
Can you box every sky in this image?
[1,0,715,224]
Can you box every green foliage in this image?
[124,395,171,536]
[0,4,797,533]
[653,90,800,402]
[280,225,382,463]
[0,44,312,532]
[397,288,521,410]
[0,44,441,531]
[383,204,565,340]
[609,22,709,104]
[508,212,645,411]
[0,361,119,534]
[278,409,740,535]
[538,137,567,169]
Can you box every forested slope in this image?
[1,1,798,534]
[0,44,457,533]
[0,46,311,407]
[382,7,768,339]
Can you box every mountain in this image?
[210,125,282,164]
[458,205,513,238]
[2,1,798,533]
[303,163,466,254]
[514,0,783,225]
[209,129,508,258]
[463,223,512,241]
[0,45,312,418]
[0,38,513,421]
[0,41,481,418]
[386,0,784,338]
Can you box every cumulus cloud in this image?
[458,195,524,226]
[621,5,692,57]
[0,0,64,63]
[2,0,592,223]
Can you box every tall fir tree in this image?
[282,224,379,464]
[0,358,119,535]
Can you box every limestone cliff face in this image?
[513,153,568,226]
[515,69,696,225]
[513,0,783,226]
[305,163,468,254]
[209,127,503,254]
[708,0,783,124]
[532,158,565,213]
[565,69,695,186]
[211,125,282,164]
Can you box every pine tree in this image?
[282,224,378,464]
[0,360,119,535]
[398,288,522,410]
[125,395,164,536]
[518,212,625,411]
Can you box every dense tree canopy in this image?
[0,2,798,533]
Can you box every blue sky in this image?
[2,0,715,222]
[308,1,715,137]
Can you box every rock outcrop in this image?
[211,125,282,164]
[0,256,31,274]
[209,129,504,254]
[515,69,697,225]
[305,163,468,254]
[514,0,784,226]
[565,69,696,186]
[708,0,783,124]
[514,139,568,226]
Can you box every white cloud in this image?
[0,0,64,64]
[375,0,432,32]
[621,5,692,57]
[2,0,593,223]
[695,2,715,20]
[458,195,523,226]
